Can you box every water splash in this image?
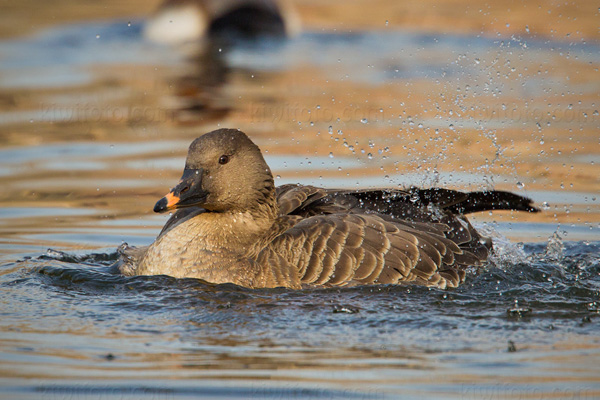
[543,231,564,262]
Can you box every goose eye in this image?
[218,155,229,165]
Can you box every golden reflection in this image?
[0,6,597,238]
[0,3,599,399]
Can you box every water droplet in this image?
[95,34,101,39]
[410,192,419,203]
[516,182,525,189]
[367,153,373,159]
[329,152,334,158]
[360,118,368,124]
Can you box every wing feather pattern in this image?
[267,212,476,289]
[259,184,536,289]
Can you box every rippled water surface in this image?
[1,6,599,400]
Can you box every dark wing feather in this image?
[444,190,540,214]
[341,187,539,215]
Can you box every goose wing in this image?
[266,212,485,289]
[276,184,345,216]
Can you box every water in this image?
[1,13,599,400]
[2,240,599,399]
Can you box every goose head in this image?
[154,129,275,214]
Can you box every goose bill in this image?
[154,168,206,213]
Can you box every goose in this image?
[144,0,300,43]
[117,128,539,289]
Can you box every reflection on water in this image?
[0,8,599,400]
[1,240,599,399]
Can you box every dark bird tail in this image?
[409,187,540,215]
[447,190,539,214]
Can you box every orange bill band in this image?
[164,192,180,209]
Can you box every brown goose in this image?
[117,128,539,289]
